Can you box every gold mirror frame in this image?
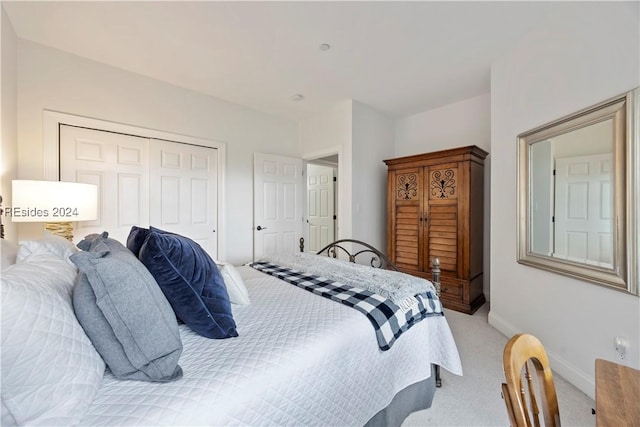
[517,88,639,295]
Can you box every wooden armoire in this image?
[384,146,488,314]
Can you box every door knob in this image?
[256,225,267,231]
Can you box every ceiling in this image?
[3,1,584,121]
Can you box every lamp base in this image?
[45,222,74,241]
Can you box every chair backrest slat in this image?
[502,382,517,427]
[524,361,541,427]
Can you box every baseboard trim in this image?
[488,310,596,401]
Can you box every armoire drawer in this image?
[439,281,462,298]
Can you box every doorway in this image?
[305,155,338,253]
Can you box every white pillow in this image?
[1,253,105,426]
[1,240,18,270]
[217,262,250,305]
[16,232,78,266]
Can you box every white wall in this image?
[394,93,491,157]
[489,1,640,399]
[394,93,492,299]
[299,99,353,242]
[352,101,394,252]
[1,7,18,242]
[15,40,298,264]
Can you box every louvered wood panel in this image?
[426,165,459,273]
[394,205,420,268]
[428,204,457,272]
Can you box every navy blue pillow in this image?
[127,226,149,258]
[136,227,238,339]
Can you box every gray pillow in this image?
[71,232,183,382]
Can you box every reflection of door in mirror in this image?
[555,153,612,267]
[528,119,613,267]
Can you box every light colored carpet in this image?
[402,304,596,427]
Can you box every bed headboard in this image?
[315,238,441,297]
[316,239,400,271]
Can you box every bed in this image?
[1,228,462,427]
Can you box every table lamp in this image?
[11,180,98,241]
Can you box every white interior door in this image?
[253,153,304,260]
[306,164,335,252]
[60,125,150,244]
[554,153,613,267]
[150,139,218,259]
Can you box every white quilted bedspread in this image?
[80,266,462,426]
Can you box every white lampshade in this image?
[11,180,98,223]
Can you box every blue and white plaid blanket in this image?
[250,261,444,351]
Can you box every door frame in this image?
[42,110,227,260]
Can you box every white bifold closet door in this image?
[149,139,218,257]
[60,125,218,259]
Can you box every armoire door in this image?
[388,167,424,272]
[424,163,459,275]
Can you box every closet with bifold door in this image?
[59,124,219,258]
[384,145,488,314]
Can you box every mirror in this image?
[517,88,639,294]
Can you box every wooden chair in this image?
[501,333,561,427]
